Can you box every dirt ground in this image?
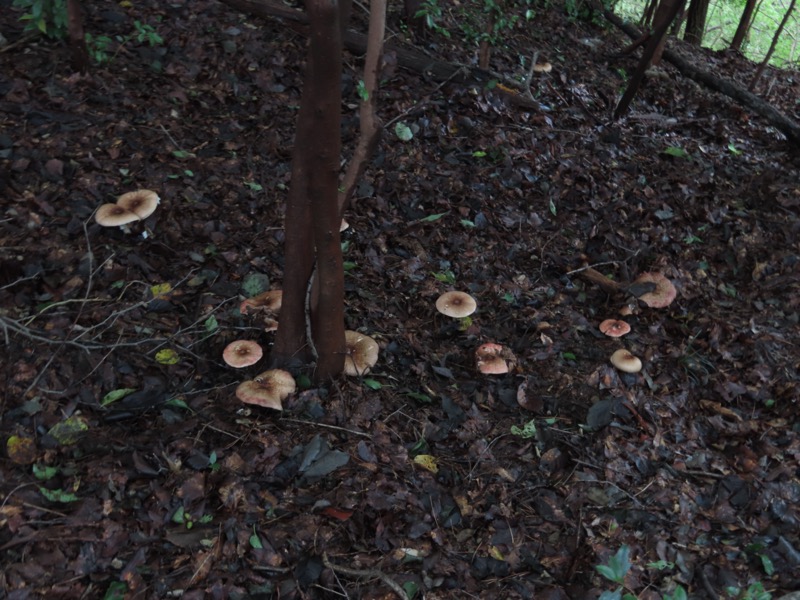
[1,0,799,598]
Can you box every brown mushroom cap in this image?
[240,290,283,315]
[95,203,140,227]
[475,342,510,375]
[634,272,677,308]
[610,349,642,373]
[235,369,295,410]
[222,340,264,368]
[116,189,160,219]
[599,319,631,338]
[343,330,379,376]
[435,291,477,318]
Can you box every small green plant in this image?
[13,0,67,38]
[511,419,537,438]
[595,545,696,600]
[415,0,451,37]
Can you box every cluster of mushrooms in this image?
[223,288,379,410]
[94,189,160,229]
[598,272,677,374]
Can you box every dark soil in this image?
[1,1,799,598]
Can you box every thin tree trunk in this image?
[306,0,346,381]
[683,0,709,45]
[749,0,796,91]
[66,0,89,72]
[615,0,686,118]
[730,0,757,51]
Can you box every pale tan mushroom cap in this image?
[599,319,631,337]
[116,189,160,219]
[222,340,264,368]
[475,342,512,375]
[95,203,140,227]
[436,291,477,318]
[240,290,283,315]
[343,330,379,376]
[634,272,677,308]
[235,369,295,410]
[610,349,642,373]
[533,62,553,73]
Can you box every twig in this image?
[280,418,371,438]
[322,552,407,600]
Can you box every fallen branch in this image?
[322,552,407,599]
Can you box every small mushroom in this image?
[435,291,477,318]
[599,319,631,338]
[343,330,379,376]
[610,349,642,373]
[235,369,296,410]
[475,342,512,375]
[340,219,350,232]
[633,272,676,308]
[222,340,263,368]
[95,203,140,227]
[240,290,283,315]
[533,62,552,73]
[116,189,160,219]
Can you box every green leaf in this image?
[39,487,79,503]
[101,388,137,406]
[394,122,414,142]
[562,352,577,361]
[663,146,691,159]
[403,580,420,599]
[646,560,674,571]
[420,212,448,223]
[356,80,369,101]
[249,528,264,549]
[204,315,219,333]
[460,219,475,228]
[760,553,774,576]
[155,348,180,365]
[165,397,190,410]
[727,142,742,155]
[549,199,557,216]
[343,261,358,271]
[48,416,89,446]
[472,150,487,157]
[244,181,263,191]
[33,464,58,480]
[242,273,270,297]
[103,581,128,600]
[363,378,382,390]
[511,419,537,438]
[172,149,194,159]
[406,391,432,403]
[172,506,186,524]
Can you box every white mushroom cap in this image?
[533,62,553,73]
[610,349,642,373]
[116,189,160,219]
[435,291,477,318]
[343,330,379,376]
[235,369,295,410]
[222,340,263,368]
[95,203,140,227]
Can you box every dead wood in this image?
[603,9,800,147]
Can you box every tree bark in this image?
[306,0,346,381]
[683,0,709,45]
[749,0,796,91]
[730,0,757,51]
[66,0,89,73]
[338,0,387,215]
[614,0,686,119]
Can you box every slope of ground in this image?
[0,1,798,598]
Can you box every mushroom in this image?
[116,189,160,219]
[343,330,379,376]
[599,319,631,338]
[533,62,553,73]
[340,219,350,232]
[95,203,140,227]
[633,272,676,308]
[222,340,263,368]
[240,290,283,315]
[235,369,296,410]
[610,349,642,374]
[435,291,477,318]
[475,342,512,375]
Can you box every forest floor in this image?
[1,0,799,598]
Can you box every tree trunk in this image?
[614,0,686,119]
[730,0,757,51]
[749,0,796,91]
[683,0,709,45]
[306,0,346,381]
[66,0,89,72]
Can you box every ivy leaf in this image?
[155,348,180,365]
[394,122,413,141]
